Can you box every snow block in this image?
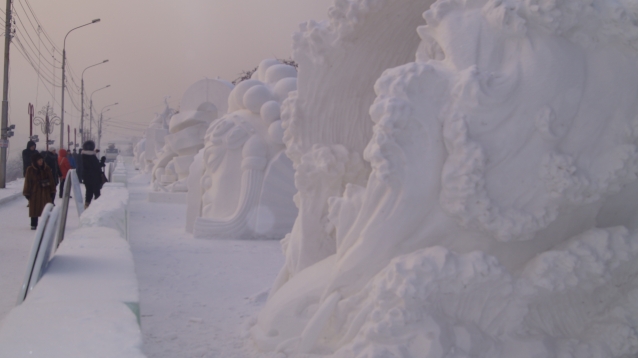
[80,186,129,238]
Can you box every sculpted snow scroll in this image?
[252,0,638,357]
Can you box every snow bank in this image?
[80,185,129,237]
[0,185,143,357]
[252,0,638,356]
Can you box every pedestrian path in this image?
[0,183,81,322]
[126,166,285,358]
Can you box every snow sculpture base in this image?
[147,191,187,204]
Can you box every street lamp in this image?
[81,59,108,142]
[33,103,60,151]
[60,18,100,150]
[88,84,110,140]
[98,102,118,150]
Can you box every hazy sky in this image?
[3,0,333,155]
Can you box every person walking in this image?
[68,148,77,169]
[23,153,56,229]
[41,147,60,204]
[74,149,84,183]
[57,148,72,198]
[21,140,38,177]
[82,140,104,209]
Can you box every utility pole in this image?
[89,99,93,140]
[80,78,84,142]
[98,113,102,150]
[0,0,12,188]
[60,19,100,157]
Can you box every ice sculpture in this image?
[252,0,638,356]
[150,79,233,194]
[192,59,299,240]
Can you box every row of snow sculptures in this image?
[134,100,176,174]
[192,59,299,240]
[151,79,233,193]
[252,0,638,357]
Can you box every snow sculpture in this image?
[133,138,145,171]
[137,101,175,174]
[193,59,298,240]
[151,79,233,193]
[252,0,638,356]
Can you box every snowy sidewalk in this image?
[0,184,81,323]
[126,169,285,358]
[0,178,25,205]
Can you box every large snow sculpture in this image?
[192,59,299,240]
[150,79,233,196]
[252,0,638,356]
[275,0,433,287]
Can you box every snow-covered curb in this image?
[0,178,25,206]
[0,184,145,357]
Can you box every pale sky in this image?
[3,0,333,155]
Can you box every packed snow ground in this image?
[0,183,81,322]
[1,166,285,357]
[127,167,285,358]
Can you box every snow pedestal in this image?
[0,186,143,357]
[252,0,638,357]
[192,59,299,240]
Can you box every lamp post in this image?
[89,84,110,141]
[81,59,108,143]
[33,103,60,151]
[98,103,118,150]
[60,18,100,151]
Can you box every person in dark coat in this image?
[74,149,84,183]
[23,152,56,229]
[82,140,105,208]
[41,147,60,204]
[21,140,38,177]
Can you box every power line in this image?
[18,0,62,56]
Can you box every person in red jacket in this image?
[57,148,72,198]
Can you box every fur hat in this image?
[31,152,43,165]
[82,140,96,151]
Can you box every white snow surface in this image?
[126,167,286,357]
[0,180,143,357]
[0,178,24,203]
[0,166,288,357]
[79,184,129,237]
